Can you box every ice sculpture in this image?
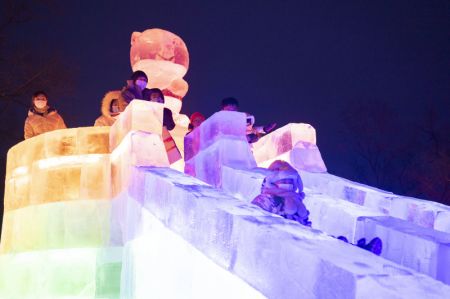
[129,28,192,163]
[2,29,450,299]
[252,123,327,172]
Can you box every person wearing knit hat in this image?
[121,70,152,103]
[24,91,66,139]
[188,112,206,132]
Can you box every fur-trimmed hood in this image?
[101,90,128,120]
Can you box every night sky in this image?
[3,1,450,197]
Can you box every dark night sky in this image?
[6,0,450,188]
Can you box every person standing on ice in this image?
[220,97,277,143]
[94,91,126,126]
[147,88,175,131]
[24,91,66,139]
[147,87,181,163]
[121,70,152,102]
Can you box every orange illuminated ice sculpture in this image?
[130,28,189,119]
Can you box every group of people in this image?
[24,70,175,139]
[24,70,277,144]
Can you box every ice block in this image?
[109,100,163,150]
[355,216,450,284]
[184,111,248,161]
[6,126,110,176]
[0,200,114,254]
[0,247,122,299]
[252,123,317,161]
[184,111,256,186]
[111,131,169,197]
[4,154,110,212]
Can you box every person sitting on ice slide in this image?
[220,97,277,143]
[252,160,311,226]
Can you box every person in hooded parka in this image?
[94,91,127,126]
[24,91,66,139]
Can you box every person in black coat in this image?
[147,88,175,131]
[121,70,152,103]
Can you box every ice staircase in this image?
[1,100,449,298]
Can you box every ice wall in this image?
[188,114,450,290]
[1,126,121,298]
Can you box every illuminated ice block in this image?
[121,210,265,299]
[0,247,122,299]
[111,131,169,197]
[31,154,110,206]
[184,111,248,161]
[185,139,256,187]
[0,200,114,254]
[130,29,189,90]
[252,123,321,163]
[221,165,269,201]
[4,154,110,212]
[109,100,163,150]
[184,111,256,186]
[355,216,450,284]
[6,126,110,176]
[135,167,450,299]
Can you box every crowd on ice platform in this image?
[22,70,382,255]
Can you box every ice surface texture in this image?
[125,167,450,298]
[184,111,256,186]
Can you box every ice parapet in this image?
[109,100,163,150]
[252,123,327,172]
[111,131,169,197]
[5,154,110,212]
[221,166,382,242]
[300,170,450,233]
[184,111,256,186]
[129,167,450,299]
[355,216,450,284]
[6,126,110,176]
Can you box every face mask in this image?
[135,79,147,89]
[34,100,47,109]
[111,105,119,113]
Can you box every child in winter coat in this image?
[252,160,311,226]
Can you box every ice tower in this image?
[1,29,450,299]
